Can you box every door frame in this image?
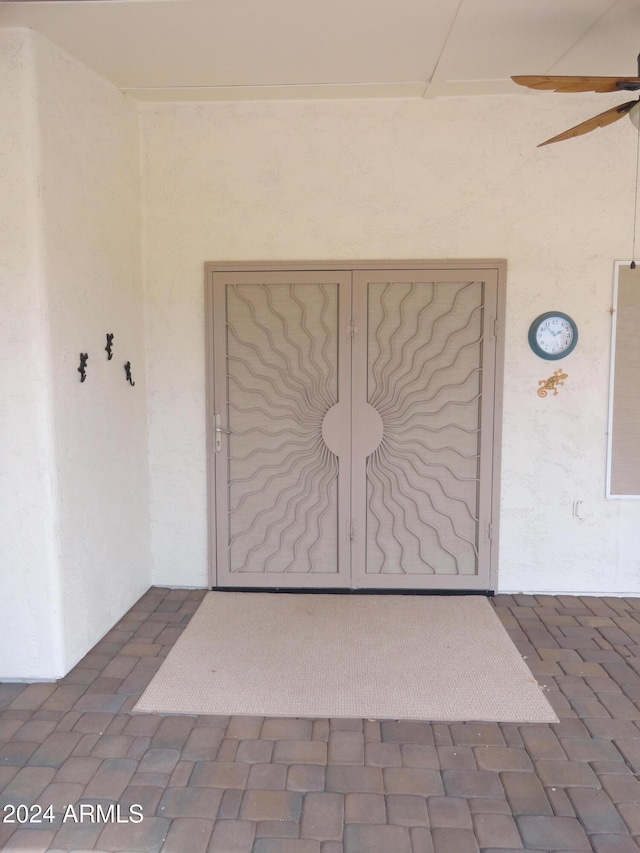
[205,259,507,592]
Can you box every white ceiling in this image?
[2,0,640,102]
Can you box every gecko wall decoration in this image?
[538,369,568,397]
[78,353,88,382]
[124,361,135,386]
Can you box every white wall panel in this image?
[0,30,152,678]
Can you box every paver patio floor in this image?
[1,587,639,852]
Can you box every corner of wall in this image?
[0,27,66,679]
[30,33,154,674]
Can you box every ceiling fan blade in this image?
[537,99,638,146]
[512,75,640,93]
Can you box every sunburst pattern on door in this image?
[211,265,500,590]
[364,281,483,575]
[225,282,340,574]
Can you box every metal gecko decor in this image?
[538,369,568,397]
[78,353,88,382]
[124,361,135,387]
[77,339,135,387]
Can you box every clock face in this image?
[528,312,578,360]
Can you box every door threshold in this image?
[212,586,494,597]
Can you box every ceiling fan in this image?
[512,55,640,146]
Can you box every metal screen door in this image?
[209,266,501,590]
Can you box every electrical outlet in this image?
[572,500,585,520]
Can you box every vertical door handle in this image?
[215,414,231,452]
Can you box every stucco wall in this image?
[34,33,152,672]
[0,30,152,679]
[141,97,640,595]
[0,29,63,678]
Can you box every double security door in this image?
[208,265,502,591]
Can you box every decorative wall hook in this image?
[105,333,114,360]
[78,353,88,383]
[537,369,568,397]
[124,361,135,386]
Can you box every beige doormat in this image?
[134,593,557,722]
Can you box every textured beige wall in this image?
[0,29,63,678]
[0,30,152,678]
[34,32,152,671]
[141,96,640,594]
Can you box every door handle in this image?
[215,414,231,452]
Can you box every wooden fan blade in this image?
[538,100,638,146]
[512,75,640,93]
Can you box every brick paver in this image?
[300,791,343,839]
[343,823,412,853]
[516,814,591,849]
[343,791,385,823]
[500,770,553,815]
[0,587,638,852]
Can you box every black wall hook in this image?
[78,353,88,383]
[105,333,114,360]
[124,361,135,386]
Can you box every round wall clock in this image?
[528,312,578,360]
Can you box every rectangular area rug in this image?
[134,593,558,722]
